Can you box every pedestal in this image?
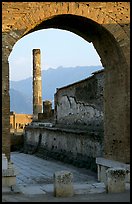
[2,154,17,187]
[54,170,74,197]
[106,167,126,193]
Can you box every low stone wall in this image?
[24,125,104,172]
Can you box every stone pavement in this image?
[2,152,130,202]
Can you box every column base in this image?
[2,159,18,187]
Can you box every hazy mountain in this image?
[10,65,103,114]
[10,88,32,114]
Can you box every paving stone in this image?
[19,185,46,195]
[4,152,129,200]
[11,152,97,185]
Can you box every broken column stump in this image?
[106,167,126,193]
[54,170,74,197]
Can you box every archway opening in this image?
[9,14,127,163]
[9,26,104,168]
[8,13,129,169]
[10,23,105,185]
[9,28,103,112]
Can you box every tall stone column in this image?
[32,49,42,120]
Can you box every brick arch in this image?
[3,2,130,63]
[2,2,130,163]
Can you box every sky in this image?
[9,28,102,81]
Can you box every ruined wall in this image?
[2,2,130,163]
[24,126,103,172]
[10,133,24,151]
[38,100,54,122]
[54,70,104,131]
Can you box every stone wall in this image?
[24,126,104,172]
[24,70,104,171]
[10,133,24,151]
[54,70,104,131]
[2,2,130,163]
[2,61,10,160]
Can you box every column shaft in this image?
[33,49,42,120]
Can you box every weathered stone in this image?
[106,167,126,193]
[2,2,130,165]
[43,100,52,113]
[54,170,74,197]
[2,161,18,187]
[54,70,104,130]
[24,124,103,172]
[33,49,42,120]
[96,157,130,184]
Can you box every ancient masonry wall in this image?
[54,70,104,131]
[24,126,103,172]
[24,71,104,171]
[2,2,130,163]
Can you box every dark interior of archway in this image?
[26,14,126,67]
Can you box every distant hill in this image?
[10,88,32,114]
[10,65,103,114]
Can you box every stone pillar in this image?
[103,61,130,163]
[2,56,17,188]
[106,167,126,193]
[43,100,52,117]
[2,60,10,161]
[32,49,42,120]
[54,171,74,197]
[13,112,16,130]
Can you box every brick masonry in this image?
[2,2,130,163]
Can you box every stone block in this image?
[96,157,130,184]
[2,176,16,187]
[2,153,8,170]
[54,170,74,197]
[106,167,126,193]
[2,161,17,187]
[100,165,108,185]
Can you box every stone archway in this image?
[2,2,130,163]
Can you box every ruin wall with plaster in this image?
[24,70,104,171]
[2,2,130,164]
[54,70,104,131]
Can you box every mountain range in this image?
[10,65,103,114]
